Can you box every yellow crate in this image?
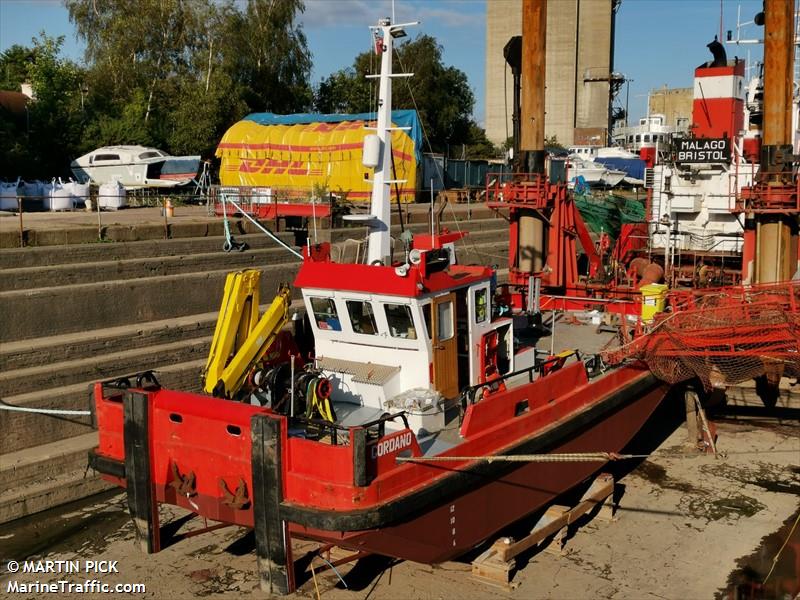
[640,283,668,321]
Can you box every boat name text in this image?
[371,431,413,459]
[675,138,731,163]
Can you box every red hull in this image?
[288,380,667,563]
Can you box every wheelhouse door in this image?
[432,293,458,398]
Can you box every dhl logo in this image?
[238,159,323,176]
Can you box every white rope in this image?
[225,197,303,259]
[0,399,91,416]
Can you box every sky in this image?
[0,0,766,126]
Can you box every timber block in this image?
[471,546,518,591]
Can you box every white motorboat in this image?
[565,155,605,184]
[600,168,627,187]
[71,146,201,189]
[566,155,626,188]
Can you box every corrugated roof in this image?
[317,356,400,386]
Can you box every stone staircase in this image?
[0,206,508,524]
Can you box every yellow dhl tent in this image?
[215,110,421,203]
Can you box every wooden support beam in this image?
[498,473,614,562]
[471,473,617,589]
[684,389,699,446]
[123,391,161,554]
[251,414,294,595]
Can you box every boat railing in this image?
[460,351,583,406]
[288,411,410,446]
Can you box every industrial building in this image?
[648,86,694,130]
[485,0,616,147]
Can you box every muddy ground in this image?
[1,398,798,600]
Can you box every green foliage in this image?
[0,33,86,179]
[314,34,484,154]
[2,3,495,179]
[0,45,34,91]
[545,135,565,150]
[0,0,313,180]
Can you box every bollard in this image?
[17,196,24,248]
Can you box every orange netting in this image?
[603,281,800,388]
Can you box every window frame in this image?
[309,296,342,331]
[345,299,379,336]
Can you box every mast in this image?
[363,18,417,266]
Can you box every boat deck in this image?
[417,316,622,456]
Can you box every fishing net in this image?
[575,194,646,240]
[604,281,800,388]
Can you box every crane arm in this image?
[203,269,291,398]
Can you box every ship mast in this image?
[363,18,417,266]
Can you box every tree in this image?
[64,0,312,159]
[0,34,86,179]
[0,45,34,91]
[314,34,477,154]
[227,0,313,113]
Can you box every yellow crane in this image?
[203,270,291,399]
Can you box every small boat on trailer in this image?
[70,145,201,189]
[88,11,670,595]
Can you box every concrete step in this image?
[0,213,505,270]
[0,246,299,291]
[0,335,211,397]
[0,311,218,371]
[0,235,509,343]
[0,261,301,343]
[0,432,99,491]
[3,221,510,291]
[0,358,205,454]
[0,467,112,525]
[0,231,295,269]
[0,437,112,524]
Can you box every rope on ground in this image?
[763,509,800,584]
[0,398,91,416]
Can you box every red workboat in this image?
[88,13,670,594]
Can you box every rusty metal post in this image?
[517,0,548,277]
[520,0,546,175]
[762,0,794,153]
[755,0,796,283]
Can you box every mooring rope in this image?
[397,448,799,465]
[0,398,91,416]
[397,452,643,464]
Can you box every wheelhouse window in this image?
[422,303,432,340]
[139,151,161,159]
[347,300,378,335]
[94,154,120,161]
[474,288,488,323]
[436,300,454,341]
[384,303,417,339]
[310,297,341,331]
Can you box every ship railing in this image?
[288,411,410,446]
[460,351,585,406]
[485,172,554,210]
[730,169,799,214]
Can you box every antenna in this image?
[344,16,418,266]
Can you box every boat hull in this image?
[285,373,668,564]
